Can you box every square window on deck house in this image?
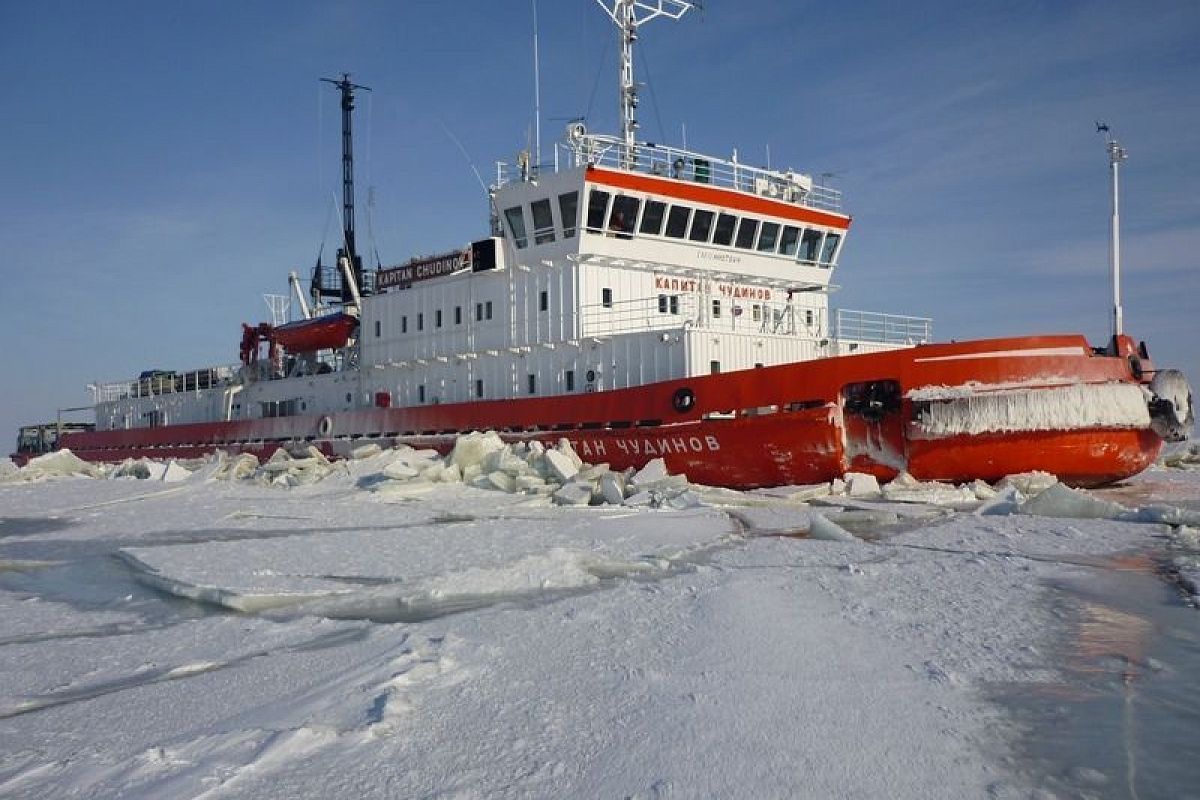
[779,225,800,256]
[664,206,691,238]
[504,206,528,249]
[559,191,579,238]
[639,200,666,235]
[586,189,611,233]
[531,198,555,244]
[800,229,823,262]
[608,195,640,238]
[735,218,759,249]
[713,213,737,246]
[756,222,780,252]
[688,210,715,242]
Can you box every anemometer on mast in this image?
[593,1,694,168]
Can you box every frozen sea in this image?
[0,444,1198,799]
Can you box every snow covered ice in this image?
[2,438,1200,798]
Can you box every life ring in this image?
[317,416,334,437]
[672,387,696,413]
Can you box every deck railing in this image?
[834,309,932,345]
[498,133,842,213]
[91,364,240,403]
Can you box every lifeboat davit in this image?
[272,313,358,353]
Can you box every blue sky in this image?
[3,1,1198,446]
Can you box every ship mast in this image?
[1097,122,1127,339]
[321,73,371,302]
[594,1,693,168]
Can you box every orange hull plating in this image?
[59,333,1171,489]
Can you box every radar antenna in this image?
[1097,122,1127,338]
[593,1,693,168]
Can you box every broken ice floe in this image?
[1161,442,1200,470]
[0,450,106,482]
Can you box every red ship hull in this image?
[56,333,1175,489]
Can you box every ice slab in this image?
[119,502,738,614]
[1017,483,1130,520]
[1,449,103,482]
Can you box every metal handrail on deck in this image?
[498,133,842,213]
[834,309,932,345]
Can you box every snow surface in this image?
[1,443,1199,798]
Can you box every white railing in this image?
[580,294,822,338]
[90,364,240,403]
[499,133,842,213]
[834,309,932,345]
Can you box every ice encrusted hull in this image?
[910,383,1151,438]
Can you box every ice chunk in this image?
[552,482,593,506]
[844,472,881,497]
[350,443,382,460]
[753,483,833,502]
[449,432,506,471]
[0,458,16,479]
[630,458,669,488]
[543,449,579,483]
[161,460,192,483]
[913,382,1151,437]
[599,473,626,505]
[556,438,584,469]
[1017,483,1129,520]
[997,471,1058,497]
[975,486,1024,516]
[882,473,978,507]
[383,461,420,481]
[481,471,517,494]
[808,513,856,542]
[11,449,104,481]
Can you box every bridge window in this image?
[475,379,484,398]
[504,206,528,249]
[374,320,381,337]
[531,198,555,244]
[528,374,537,394]
[688,210,715,242]
[609,195,639,238]
[602,288,613,308]
[756,222,780,253]
[402,315,408,333]
[486,300,494,319]
[820,232,842,265]
[712,299,722,318]
[540,290,548,312]
[800,229,822,262]
[455,306,462,324]
[665,205,691,238]
[559,191,578,238]
[658,294,668,313]
[436,309,443,328]
[779,225,800,256]
[417,312,424,331]
[670,295,679,314]
[713,213,737,246]
[418,385,426,403]
[734,218,758,249]
[565,369,575,391]
[475,303,483,321]
[586,189,611,233]
[639,200,667,235]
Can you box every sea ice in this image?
[1017,483,1130,520]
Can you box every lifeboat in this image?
[271,313,358,353]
